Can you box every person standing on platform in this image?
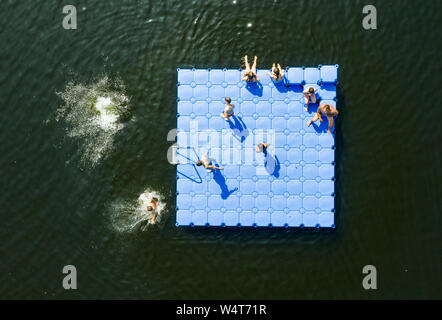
[220,97,235,120]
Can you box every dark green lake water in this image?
[1,0,441,299]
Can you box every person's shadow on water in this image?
[212,167,238,199]
[245,82,263,97]
[228,115,249,142]
[264,150,280,178]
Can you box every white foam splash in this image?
[55,76,130,167]
[109,189,166,233]
[136,190,165,224]
[93,96,119,131]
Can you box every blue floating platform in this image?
[176,65,338,228]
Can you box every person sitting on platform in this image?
[307,103,339,134]
[255,142,270,154]
[220,97,234,120]
[196,152,224,172]
[265,63,284,83]
[241,55,260,83]
[303,86,317,111]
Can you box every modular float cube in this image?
[176,65,338,228]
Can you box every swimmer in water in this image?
[265,63,284,82]
[196,151,224,172]
[144,191,159,224]
[241,55,260,83]
[307,103,339,134]
[220,97,234,120]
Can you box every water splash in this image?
[109,189,166,233]
[55,76,130,166]
[94,96,119,130]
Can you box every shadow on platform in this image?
[213,167,238,199]
[287,84,303,93]
[245,82,263,97]
[228,115,249,142]
[176,147,203,183]
[264,151,280,178]
[177,164,203,184]
[273,80,289,93]
[305,102,319,114]
[310,115,332,133]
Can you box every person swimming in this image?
[241,55,260,83]
[143,191,159,223]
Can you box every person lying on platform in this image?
[220,97,234,120]
[307,103,339,134]
[303,86,317,111]
[196,152,224,172]
[241,55,260,83]
[265,63,284,82]
[255,142,270,154]
[144,193,159,224]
